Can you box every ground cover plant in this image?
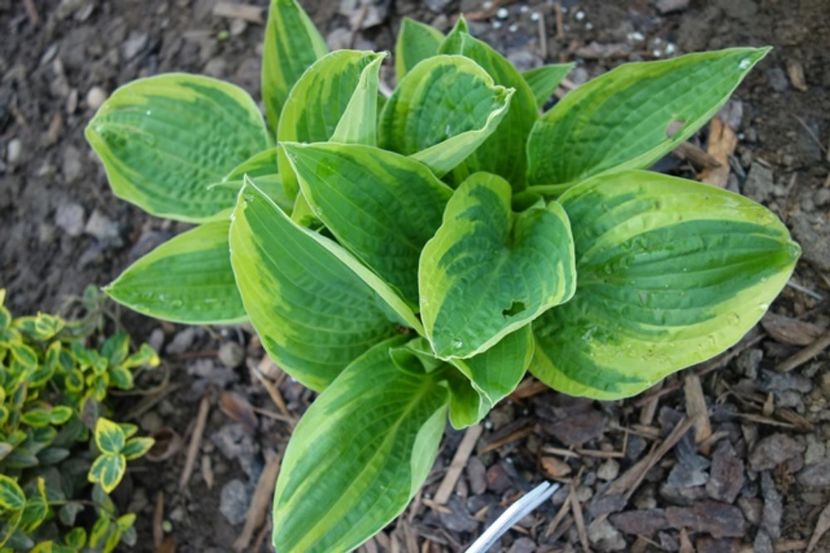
[0,287,157,552]
[84,0,799,550]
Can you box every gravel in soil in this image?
[2,0,829,551]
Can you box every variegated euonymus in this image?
[84,1,799,550]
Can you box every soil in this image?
[1,0,829,552]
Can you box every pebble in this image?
[754,530,774,553]
[507,538,536,553]
[424,0,452,13]
[123,31,149,60]
[54,202,85,237]
[804,434,827,465]
[6,138,22,165]
[815,188,830,207]
[587,517,626,551]
[84,209,122,246]
[544,409,606,446]
[485,462,512,494]
[656,0,690,14]
[466,456,487,495]
[169,506,185,523]
[737,348,763,379]
[62,145,83,182]
[148,327,165,352]
[597,459,620,481]
[438,497,478,533]
[760,472,782,539]
[766,67,789,92]
[743,162,775,203]
[748,433,805,471]
[166,327,197,355]
[139,411,163,434]
[797,460,830,488]
[218,341,245,368]
[211,423,261,480]
[86,86,107,110]
[219,479,251,525]
[706,440,744,503]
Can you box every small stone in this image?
[139,411,163,434]
[169,506,185,523]
[84,209,121,246]
[666,433,710,488]
[86,86,107,110]
[148,328,165,352]
[218,341,245,368]
[542,456,571,478]
[486,462,512,494]
[597,459,620,481]
[55,202,85,237]
[610,509,669,535]
[760,472,782,539]
[804,435,827,466]
[706,441,744,503]
[424,0,452,13]
[229,18,247,36]
[6,138,22,165]
[797,460,830,488]
[759,369,812,394]
[438,497,478,533]
[743,162,775,203]
[544,409,606,446]
[508,538,536,553]
[815,188,830,207]
[737,348,763,379]
[754,530,774,553]
[123,31,149,60]
[466,456,487,495]
[62,145,83,182]
[655,0,690,13]
[748,433,805,471]
[166,327,197,355]
[587,517,626,551]
[766,67,789,92]
[665,501,746,538]
[738,496,763,525]
[211,423,261,480]
[219,479,251,525]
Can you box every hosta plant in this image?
[0,288,157,552]
[85,1,799,550]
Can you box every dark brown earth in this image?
[1,0,829,552]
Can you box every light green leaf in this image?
[523,63,575,109]
[438,28,538,187]
[448,326,533,427]
[49,406,73,425]
[65,527,87,549]
[330,53,386,145]
[87,454,126,494]
[282,142,452,305]
[94,418,125,455]
[229,180,402,391]
[379,55,514,178]
[532,170,800,399]
[122,437,154,460]
[420,172,576,359]
[214,149,293,213]
[85,73,270,222]
[10,343,37,370]
[121,343,159,370]
[19,478,48,533]
[278,50,385,199]
[105,221,245,324]
[21,408,51,428]
[0,475,25,511]
[526,47,770,187]
[262,0,328,131]
[101,332,129,366]
[272,337,448,553]
[394,17,445,81]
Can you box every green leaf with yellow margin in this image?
[282,142,452,305]
[262,0,328,131]
[394,17,445,81]
[438,24,538,187]
[379,55,514,178]
[85,74,270,222]
[278,50,385,200]
[87,454,127,494]
[272,337,448,553]
[229,179,407,391]
[531,170,800,399]
[522,63,575,109]
[0,475,25,511]
[105,220,245,324]
[122,437,154,460]
[94,418,125,454]
[420,172,576,360]
[526,48,770,187]
[19,478,48,533]
[330,53,386,145]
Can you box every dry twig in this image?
[233,451,282,551]
[684,373,712,451]
[777,329,830,372]
[212,2,264,23]
[569,483,591,552]
[179,394,211,490]
[433,425,482,504]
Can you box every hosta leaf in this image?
[0,475,25,511]
[214,148,293,214]
[438,27,538,186]
[229,180,402,391]
[532,170,800,399]
[394,17,445,81]
[262,0,328,130]
[85,74,270,222]
[330,54,385,145]
[87,454,126,494]
[282,142,452,305]
[273,337,448,553]
[447,326,533,428]
[278,50,385,199]
[526,47,770,187]
[94,418,125,455]
[105,221,245,324]
[523,63,574,109]
[379,55,513,178]
[420,172,576,359]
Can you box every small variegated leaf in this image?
[85,74,270,222]
[87,454,127,494]
[272,337,448,553]
[526,48,770,187]
[105,221,245,324]
[522,63,575,109]
[229,180,401,391]
[262,0,328,130]
[122,437,154,460]
[380,55,513,177]
[420,172,576,359]
[532,170,800,399]
[394,17,445,81]
[0,474,25,511]
[94,418,125,455]
[282,142,452,305]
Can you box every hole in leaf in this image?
[502,301,527,318]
